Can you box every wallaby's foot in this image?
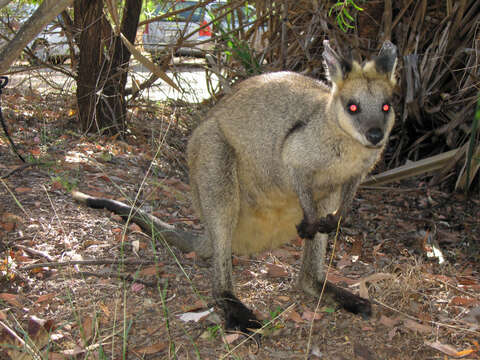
[324,281,372,319]
[296,214,339,239]
[219,291,262,333]
[299,275,372,319]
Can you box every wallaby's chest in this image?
[316,138,380,188]
[232,189,302,255]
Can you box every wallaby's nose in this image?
[366,128,383,145]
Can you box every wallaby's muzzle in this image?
[366,127,384,146]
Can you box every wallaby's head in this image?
[323,41,397,148]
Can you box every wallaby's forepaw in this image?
[296,214,339,239]
[219,291,262,333]
[325,281,372,319]
[296,218,318,239]
[316,214,339,233]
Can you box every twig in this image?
[21,258,158,270]
[63,271,159,287]
[0,320,42,360]
[0,163,39,179]
[14,244,55,262]
[374,299,480,336]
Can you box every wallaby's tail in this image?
[71,190,212,259]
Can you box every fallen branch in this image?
[1,163,40,179]
[64,271,159,287]
[14,244,54,262]
[362,148,461,186]
[21,258,158,270]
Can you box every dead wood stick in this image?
[0,163,40,179]
[63,271,159,287]
[21,259,158,270]
[14,244,55,262]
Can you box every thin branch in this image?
[0,163,39,179]
[66,271,159,287]
[21,259,158,270]
[14,244,55,262]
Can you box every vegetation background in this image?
[0,0,478,359]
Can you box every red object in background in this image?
[199,20,211,37]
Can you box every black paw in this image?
[296,214,339,239]
[296,217,318,239]
[316,214,339,233]
[219,292,262,333]
[325,281,372,319]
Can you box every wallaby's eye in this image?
[382,103,390,112]
[347,103,359,114]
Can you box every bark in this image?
[97,0,142,134]
[75,0,104,133]
[75,0,142,134]
[0,0,73,74]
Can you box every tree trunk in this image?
[75,0,142,135]
[97,0,142,135]
[75,0,104,133]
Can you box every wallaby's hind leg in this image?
[298,232,372,318]
[189,130,261,332]
[298,233,328,296]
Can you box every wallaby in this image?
[73,40,397,333]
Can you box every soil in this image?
[0,85,479,360]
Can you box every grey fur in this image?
[187,42,397,328]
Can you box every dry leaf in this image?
[2,213,23,224]
[81,316,94,346]
[131,283,145,293]
[114,233,128,242]
[133,342,168,355]
[450,296,479,307]
[266,264,288,277]
[35,293,56,304]
[132,240,140,253]
[224,333,241,344]
[0,293,22,307]
[2,316,53,360]
[61,345,87,357]
[178,308,214,323]
[378,315,401,328]
[181,299,208,312]
[286,309,303,323]
[325,271,358,285]
[139,264,163,276]
[128,223,142,233]
[99,303,111,318]
[51,181,63,191]
[302,310,323,321]
[184,251,197,259]
[455,349,476,357]
[98,175,111,183]
[403,319,431,334]
[270,248,291,258]
[425,341,458,356]
[15,187,32,193]
[0,222,15,231]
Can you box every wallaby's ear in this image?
[375,41,397,82]
[322,40,352,87]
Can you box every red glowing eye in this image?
[383,104,390,112]
[349,104,358,113]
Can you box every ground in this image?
[0,85,479,360]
